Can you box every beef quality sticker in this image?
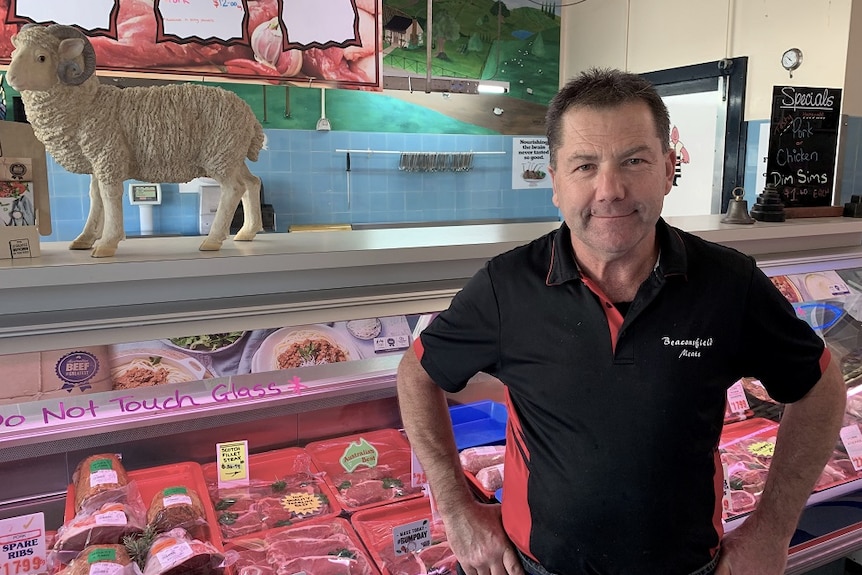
[55,351,100,391]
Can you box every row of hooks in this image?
[398,152,474,172]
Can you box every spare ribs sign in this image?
[0,0,381,89]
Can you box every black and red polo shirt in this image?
[415,219,829,575]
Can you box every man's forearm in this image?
[396,349,476,517]
[746,357,846,540]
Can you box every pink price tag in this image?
[410,449,427,488]
[840,425,862,471]
[726,381,750,414]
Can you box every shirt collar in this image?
[545,218,688,286]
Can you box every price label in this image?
[392,518,431,555]
[217,440,249,488]
[721,462,732,515]
[280,492,322,516]
[410,449,427,488]
[0,513,45,575]
[840,424,862,471]
[726,381,750,414]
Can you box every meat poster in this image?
[0,0,381,89]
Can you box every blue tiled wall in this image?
[839,115,862,205]
[42,129,560,241]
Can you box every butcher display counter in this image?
[5,217,862,574]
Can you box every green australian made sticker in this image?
[89,458,113,472]
[163,486,188,496]
[88,547,117,563]
[340,438,379,472]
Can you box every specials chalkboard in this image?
[765,86,842,207]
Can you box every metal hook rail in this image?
[334,149,505,173]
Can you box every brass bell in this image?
[721,187,756,225]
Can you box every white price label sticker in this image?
[726,381,750,414]
[840,424,862,471]
[0,513,46,575]
[155,541,194,569]
[89,469,118,488]
[94,510,128,526]
[392,518,431,555]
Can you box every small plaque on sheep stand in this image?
[0,122,50,259]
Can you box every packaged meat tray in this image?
[458,445,506,502]
[201,446,342,540]
[351,497,457,575]
[719,418,862,521]
[65,461,223,551]
[306,429,425,513]
[719,418,779,520]
[225,517,378,575]
[448,401,507,450]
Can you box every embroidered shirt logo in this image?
[662,336,714,359]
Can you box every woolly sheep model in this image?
[6,24,266,257]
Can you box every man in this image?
[396,68,846,575]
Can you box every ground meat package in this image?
[59,544,140,575]
[73,454,129,513]
[474,464,504,492]
[141,528,226,575]
[226,518,377,575]
[147,486,208,535]
[52,482,147,566]
[458,446,505,474]
[305,429,424,513]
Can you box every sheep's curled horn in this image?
[46,24,97,85]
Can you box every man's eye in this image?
[625,158,644,166]
[575,164,593,172]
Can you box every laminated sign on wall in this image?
[0,122,51,259]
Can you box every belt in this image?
[515,548,720,575]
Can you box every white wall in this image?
[560,0,852,121]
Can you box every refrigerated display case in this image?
[5,217,862,574]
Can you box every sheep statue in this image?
[6,24,265,257]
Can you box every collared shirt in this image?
[416,219,828,575]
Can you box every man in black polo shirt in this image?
[396,68,846,575]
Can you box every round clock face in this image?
[782,48,803,71]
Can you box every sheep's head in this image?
[6,24,96,91]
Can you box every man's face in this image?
[548,101,675,262]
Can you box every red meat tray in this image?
[351,497,457,575]
[201,446,342,540]
[65,461,223,550]
[225,517,379,575]
[719,417,862,521]
[306,428,425,513]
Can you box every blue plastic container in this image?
[495,488,503,502]
[448,400,507,450]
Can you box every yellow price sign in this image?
[280,492,322,516]
[217,440,249,487]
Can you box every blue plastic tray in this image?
[449,400,507,450]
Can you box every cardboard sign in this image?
[0,123,50,258]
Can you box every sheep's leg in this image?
[234,165,263,241]
[200,176,244,251]
[70,177,104,250]
[92,180,125,258]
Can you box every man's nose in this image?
[595,167,625,201]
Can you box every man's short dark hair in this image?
[545,68,670,168]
